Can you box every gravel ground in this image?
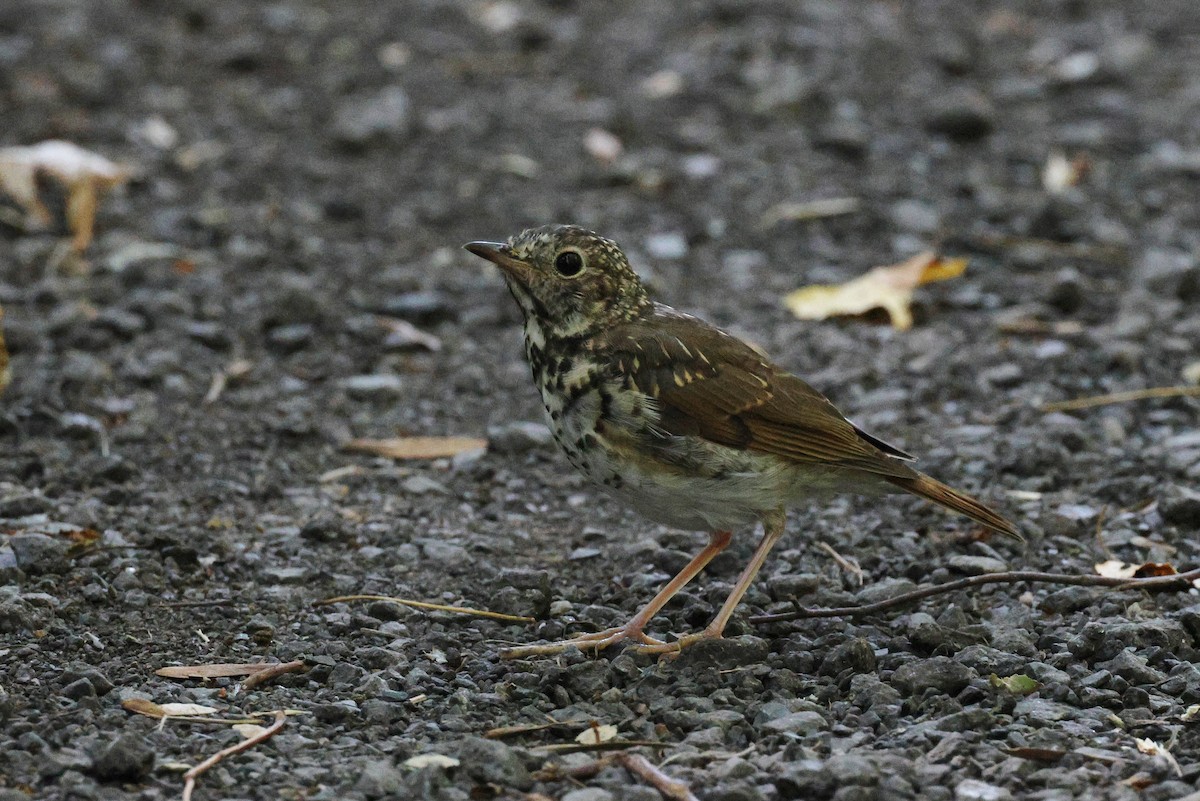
[2,1,1200,799]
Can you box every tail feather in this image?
[885,472,1022,540]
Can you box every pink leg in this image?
[635,508,786,655]
[502,530,733,659]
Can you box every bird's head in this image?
[465,225,651,338]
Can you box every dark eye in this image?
[554,250,584,277]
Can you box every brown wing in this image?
[595,307,919,480]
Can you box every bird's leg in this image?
[633,509,786,655]
[501,530,733,659]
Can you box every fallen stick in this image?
[181,709,286,801]
[315,594,535,624]
[240,660,306,692]
[750,567,1200,624]
[1040,385,1200,412]
[616,753,700,801]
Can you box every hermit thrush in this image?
[465,225,1017,658]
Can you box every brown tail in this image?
[885,472,1022,540]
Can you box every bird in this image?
[464,225,1018,658]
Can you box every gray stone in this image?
[356,758,406,798]
[891,657,974,696]
[457,736,532,790]
[890,199,940,234]
[820,637,876,676]
[1038,585,1098,615]
[1161,484,1200,528]
[562,789,615,801]
[1100,649,1167,685]
[340,374,404,399]
[954,645,1027,676]
[924,88,995,140]
[487,421,554,453]
[955,779,1012,801]
[946,555,1008,575]
[89,735,153,781]
[332,86,411,148]
[377,290,455,324]
[9,534,69,575]
[645,232,688,260]
[762,710,828,735]
[401,475,449,495]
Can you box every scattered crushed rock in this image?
[1,2,1197,801]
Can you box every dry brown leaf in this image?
[122,698,167,718]
[343,436,487,460]
[1094,560,1177,579]
[575,724,618,745]
[0,141,131,253]
[783,251,968,330]
[0,304,9,395]
[156,663,278,680]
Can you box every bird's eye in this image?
[554,250,584,277]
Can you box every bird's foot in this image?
[501,624,671,659]
[626,626,722,656]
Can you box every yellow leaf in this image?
[575,724,618,745]
[783,251,968,330]
[343,436,487,460]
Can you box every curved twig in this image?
[181,710,286,801]
[749,567,1200,624]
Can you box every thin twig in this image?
[616,753,700,801]
[240,660,306,692]
[315,594,535,624]
[532,740,667,755]
[817,541,864,586]
[750,567,1200,624]
[1040,386,1200,412]
[181,710,286,801]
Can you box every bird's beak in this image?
[463,241,531,282]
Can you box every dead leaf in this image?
[0,141,132,253]
[989,674,1040,695]
[343,436,487,460]
[1135,737,1183,776]
[231,723,267,739]
[159,702,222,717]
[783,251,968,330]
[0,304,9,395]
[575,724,618,745]
[759,197,860,228]
[156,663,279,680]
[1094,560,1177,579]
[122,698,221,719]
[404,754,461,769]
[379,317,442,352]
[1184,361,1200,386]
[1042,151,1089,194]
